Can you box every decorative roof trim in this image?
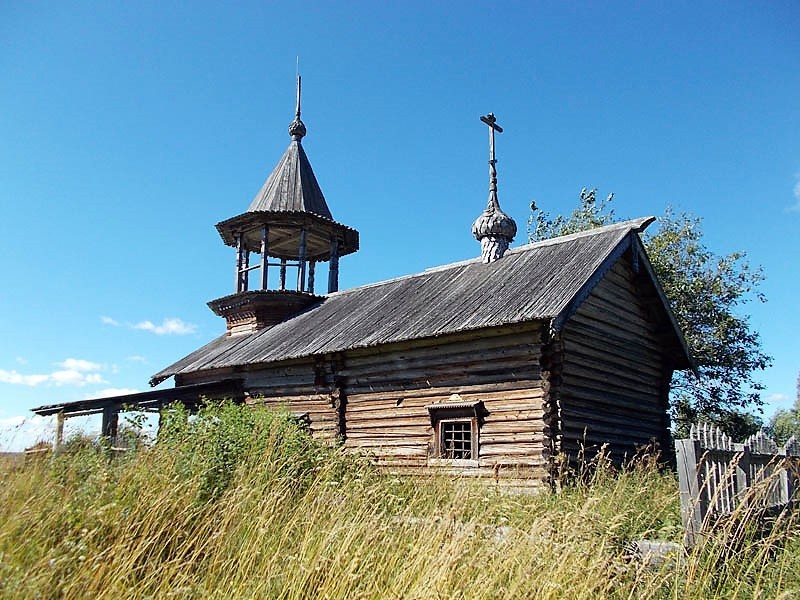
[425,399,485,426]
[216,210,358,238]
[425,400,483,412]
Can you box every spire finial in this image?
[288,66,307,140]
[471,113,517,263]
[295,60,301,119]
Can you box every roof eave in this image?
[32,380,245,416]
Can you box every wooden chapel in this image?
[33,79,691,486]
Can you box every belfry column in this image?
[328,237,339,293]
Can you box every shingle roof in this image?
[152,217,689,385]
[247,139,333,219]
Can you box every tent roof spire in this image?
[245,73,331,217]
[288,73,307,140]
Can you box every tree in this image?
[767,371,800,445]
[529,190,772,440]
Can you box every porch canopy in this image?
[31,379,244,447]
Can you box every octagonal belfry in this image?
[210,76,359,335]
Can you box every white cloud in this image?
[133,318,196,336]
[0,415,54,452]
[765,393,794,412]
[789,176,800,212]
[103,314,196,336]
[126,355,147,363]
[0,370,49,386]
[49,370,106,386]
[0,415,102,452]
[767,394,789,404]
[0,358,107,388]
[15,357,28,365]
[57,358,102,372]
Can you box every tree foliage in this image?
[529,190,771,439]
[528,188,617,240]
[768,371,800,445]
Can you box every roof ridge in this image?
[509,217,655,254]
[325,217,654,298]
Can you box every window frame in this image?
[437,417,478,460]
[425,398,485,466]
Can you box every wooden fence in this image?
[675,424,800,546]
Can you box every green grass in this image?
[0,403,798,599]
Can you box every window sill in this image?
[427,458,480,468]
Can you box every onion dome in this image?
[472,196,517,263]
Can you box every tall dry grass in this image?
[0,403,798,599]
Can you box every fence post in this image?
[784,436,800,504]
[54,411,65,454]
[735,443,751,510]
[676,438,707,547]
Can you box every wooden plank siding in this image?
[180,325,550,484]
[342,326,548,483]
[559,255,672,465]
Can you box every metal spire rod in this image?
[288,65,307,141]
[295,73,302,119]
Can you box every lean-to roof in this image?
[152,218,690,385]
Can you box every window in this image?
[426,397,485,463]
[439,419,474,459]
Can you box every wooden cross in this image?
[480,113,503,165]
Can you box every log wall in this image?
[559,255,672,465]
[180,325,550,484]
[341,325,548,484]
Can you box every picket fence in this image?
[675,424,800,546]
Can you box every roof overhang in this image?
[215,211,359,260]
[31,379,244,417]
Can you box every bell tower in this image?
[209,76,359,335]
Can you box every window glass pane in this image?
[441,421,472,459]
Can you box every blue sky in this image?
[1,1,798,449]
